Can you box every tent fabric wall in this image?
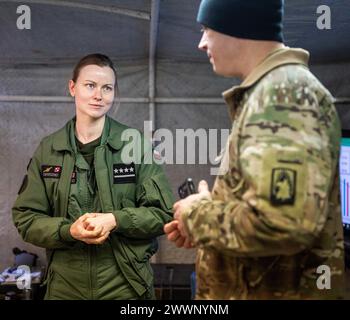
[1,60,350,269]
[1,0,350,270]
[0,60,234,269]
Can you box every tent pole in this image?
[149,0,160,134]
[335,98,350,104]
[0,96,225,104]
[149,0,160,264]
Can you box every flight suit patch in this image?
[41,165,62,178]
[71,170,77,184]
[270,168,296,205]
[113,163,136,184]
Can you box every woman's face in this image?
[69,64,116,120]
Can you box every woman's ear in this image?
[68,80,75,97]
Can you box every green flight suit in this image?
[12,116,174,300]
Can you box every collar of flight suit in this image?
[52,115,126,153]
[222,47,310,121]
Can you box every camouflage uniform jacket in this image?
[182,47,345,299]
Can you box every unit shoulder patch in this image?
[270,168,296,205]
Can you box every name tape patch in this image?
[41,165,62,179]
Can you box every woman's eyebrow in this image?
[85,80,113,86]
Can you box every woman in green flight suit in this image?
[12,53,174,300]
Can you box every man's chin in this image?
[212,65,226,77]
[211,63,219,74]
[213,65,240,78]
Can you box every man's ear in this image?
[68,79,75,97]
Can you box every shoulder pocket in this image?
[18,175,28,195]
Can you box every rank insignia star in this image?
[113,163,136,184]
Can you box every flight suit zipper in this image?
[88,245,95,300]
[79,167,95,300]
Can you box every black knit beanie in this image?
[197,0,284,42]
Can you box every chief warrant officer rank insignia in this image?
[113,163,136,184]
[271,168,296,205]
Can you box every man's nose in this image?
[198,33,207,51]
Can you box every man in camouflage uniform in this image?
[164,0,345,299]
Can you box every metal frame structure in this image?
[0,0,150,20]
[0,96,225,104]
[148,0,160,131]
[0,0,228,129]
[2,1,348,124]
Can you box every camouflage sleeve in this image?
[182,76,341,257]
